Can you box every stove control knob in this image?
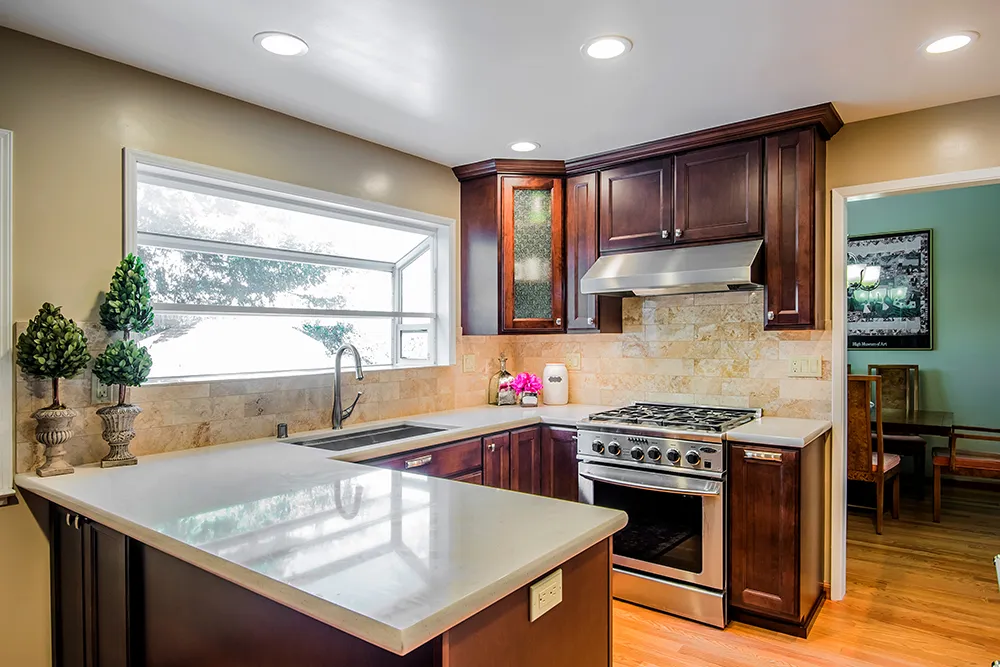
[647,446,662,462]
[630,446,644,461]
[685,450,702,466]
[591,439,605,454]
[665,448,681,463]
[607,442,622,457]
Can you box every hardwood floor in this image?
[613,484,1000,666]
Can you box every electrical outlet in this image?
[462,354,476,373]
[566,352,582,371]
[789,355,823,378]
[91,374,113,404]
[529,569,563,622]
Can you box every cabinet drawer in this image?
[373,438,483,478]
[451,469,484,485]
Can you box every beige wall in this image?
[0,28,461,667]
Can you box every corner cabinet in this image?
[729,437,826,637]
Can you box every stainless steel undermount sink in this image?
[288,424,450,452]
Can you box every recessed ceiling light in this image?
[510,141,540,152]
[254,31,309,57]
[923,31,979,54]
[581,35,633,60]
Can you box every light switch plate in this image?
[462,354,476,373]
[789,355,823,378]
[529,569,563,622]
[91,374,113,404]
[566,352,582,371]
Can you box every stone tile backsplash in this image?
[14,291,831,473]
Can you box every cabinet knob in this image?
[555,317,562,326]
[767,311,775,321]
[587,317,595,326]
[661,230,670,239]
[674,229,683,238]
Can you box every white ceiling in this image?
[2,0,999,166]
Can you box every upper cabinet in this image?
[674,139,762,243]
[598,158,672,253]
[565,173,622,333]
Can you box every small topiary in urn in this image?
[92,254,154,467]
[16,303,91,476]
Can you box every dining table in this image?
[876,409,954,438]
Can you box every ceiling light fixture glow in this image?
[510,141,540,152]
[582,35,633,60]
[254,31,309,56]
[923,31,979,54]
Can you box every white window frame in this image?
[1,129,13,499]
[122,149,456,382]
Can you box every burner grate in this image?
[587,403,757,433]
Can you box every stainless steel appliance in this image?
[576,402,761,627]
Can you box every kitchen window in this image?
[124,150,455,382]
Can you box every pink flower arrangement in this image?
[511,372,543,396]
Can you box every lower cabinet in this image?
[372,437,483,481]
[510,427,542,494]
[483,432,512,489]
[540,426,579,502]
[728,438,825,637]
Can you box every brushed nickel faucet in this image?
[333,344,364,429]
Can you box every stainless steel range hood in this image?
[579,239,763,297]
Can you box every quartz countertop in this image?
[16,437,625,655]
[727,417,832,448]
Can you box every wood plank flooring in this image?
[613,485,1000,666]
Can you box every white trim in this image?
[0,129,12,498]
[152,303,436,320]
[830,164,1000,602]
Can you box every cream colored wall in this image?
[0,27,461,667]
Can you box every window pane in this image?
[141,314,391,379]
[400,331,429,361]
[401,250,433,313]
[137,181,429,263]
[512,188,553,320]
[138,245,392,311]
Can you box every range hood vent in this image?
[580,239,763,297]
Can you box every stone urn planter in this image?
[33,406,79,477]
[97,403,141,468]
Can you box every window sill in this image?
[143,361,453,386]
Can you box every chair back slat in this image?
[848,375,883,477]
[868,364,919,413]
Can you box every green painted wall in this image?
[847,183,1000,448]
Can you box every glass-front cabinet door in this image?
[500,176,564,333]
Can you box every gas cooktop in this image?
[583,403,760,433]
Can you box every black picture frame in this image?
[847,229,932,350]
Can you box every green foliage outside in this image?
[15,303,91,408]
[93,340,153,391]
[100,253,155,335]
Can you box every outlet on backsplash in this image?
[566,352,582,371]
[788,356,823,378]
[462,354,476,373]
[91,374,113,404]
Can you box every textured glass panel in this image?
[512,188,553,320]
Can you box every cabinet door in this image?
[372,438,483,479]
[53,507,86,667]
[599,158,672,253]
[541,426,579,501]
[483,432,511,489]
[674,139,762,243]
[510,426,542,494]
[764,128,822,329]
[566,173,622,333]
[729,443,800,620]
[500,176,565,333]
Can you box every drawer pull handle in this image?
[405,454,433,469]
[744,450,782,462]
[66,513,71,527]
[75,515,80,530]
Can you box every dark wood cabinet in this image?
[729,437,825,637]
[674,139,762,243]
[565,173,622,333]
[598,158,672,253]
[540,426,579,501]
[510,426,542,494]
[483,432,512,489]
[51,506,130,667]
[763,128,825,330]
[373,438,483,480]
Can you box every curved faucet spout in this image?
[333,344,365,429]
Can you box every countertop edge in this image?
[726,419,833,448]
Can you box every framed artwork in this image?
[847,229,932,350]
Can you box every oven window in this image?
[594,481,703,575]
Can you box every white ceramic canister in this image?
[542,363,569,405]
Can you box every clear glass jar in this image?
[488,355,514,406]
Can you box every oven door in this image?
[579,461,725,591]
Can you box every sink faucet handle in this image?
[341,391,363,422]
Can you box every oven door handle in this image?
[579,464,722,496]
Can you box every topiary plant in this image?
[93,339,153,405]
[16,303,92,409]
[99,253,154,337]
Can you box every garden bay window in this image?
[124,151,455,382]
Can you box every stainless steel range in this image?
[576,402,761,628]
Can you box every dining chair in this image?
[932,426,1000,522]
[848,375,901,534]
[868,364,926,498]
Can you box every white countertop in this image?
[727,417,832,448]
[17,438,625,655]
